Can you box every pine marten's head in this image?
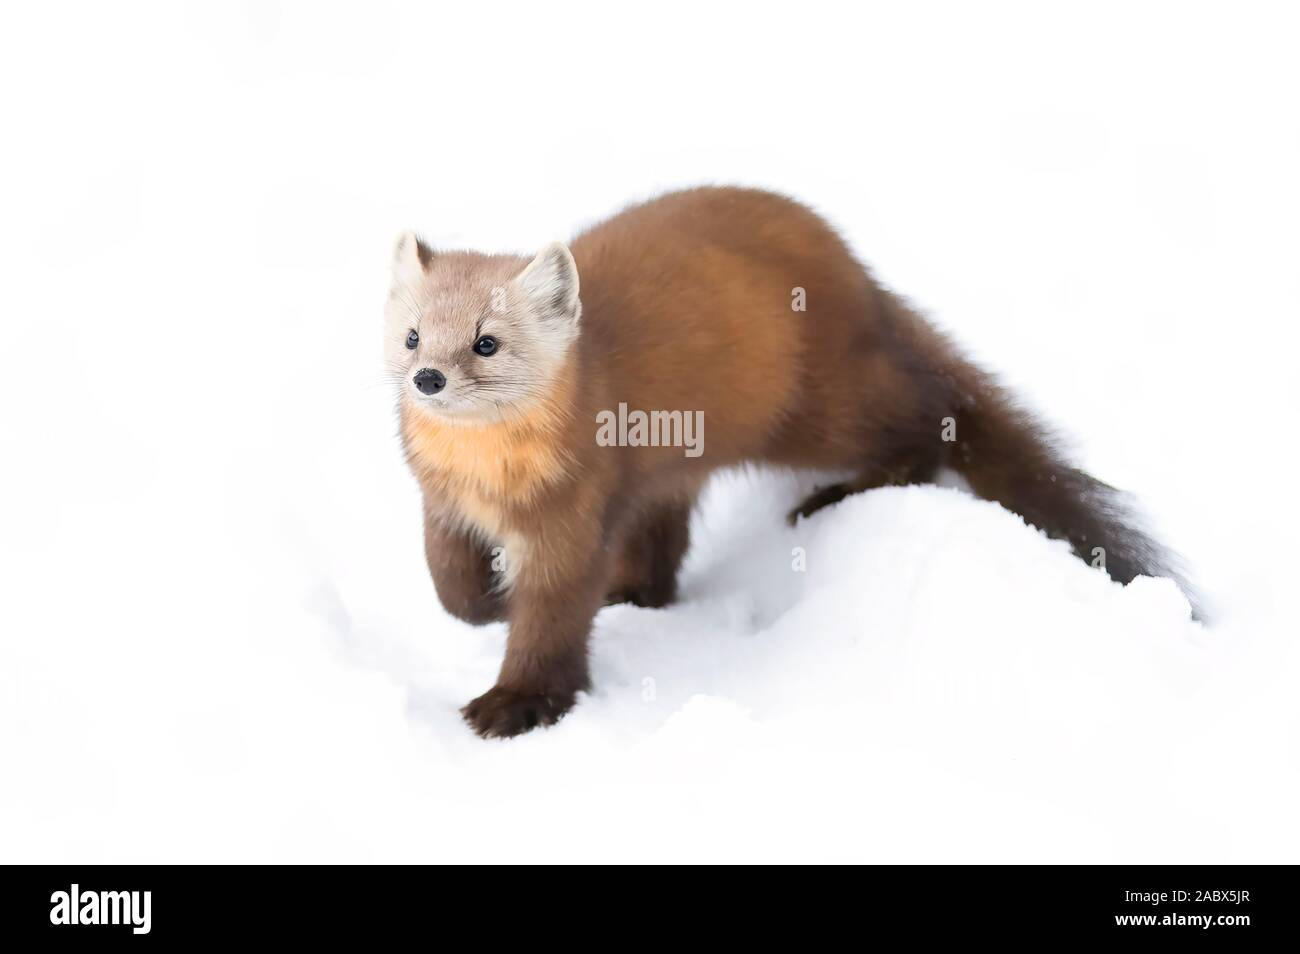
[384,233,580,424]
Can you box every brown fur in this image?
[397,186,1191,738]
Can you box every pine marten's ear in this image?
[392,231,433,285]
[517,241,580,322]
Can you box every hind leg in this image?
[606,499,693,608]
[787,457,941,525]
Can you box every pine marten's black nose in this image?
[413,368,446,395]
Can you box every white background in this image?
[1,1,1297,862]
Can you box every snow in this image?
[1,2,1298,862]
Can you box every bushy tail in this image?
[895,312,1201,615]
[944,366,1198,613]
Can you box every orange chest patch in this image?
[401,401,574,529]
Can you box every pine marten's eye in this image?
[473,335,498,357]
[405,329,419,350]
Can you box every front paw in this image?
[461,684,577,738]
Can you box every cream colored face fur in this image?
[384,234,581,424]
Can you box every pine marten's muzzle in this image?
[413,368,446,395]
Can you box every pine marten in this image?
[385,186,1191,738]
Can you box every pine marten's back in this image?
[569,187,888,468]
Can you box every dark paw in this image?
[460,685,577,739]
[604,581,676,609]
[787,483,851,526]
